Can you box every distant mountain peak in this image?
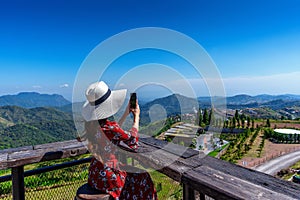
[0,92,71,108]
[18,92,39,95]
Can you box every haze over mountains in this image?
[1,92,300,109]
[0,92,300,150]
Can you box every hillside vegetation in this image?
[0,106,76,149]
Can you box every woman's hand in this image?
[130,100,140,117]
[118,100,139,127]
[131,101,140,130]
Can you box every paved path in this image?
[255,150,300,175]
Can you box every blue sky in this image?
[0,0,300,101]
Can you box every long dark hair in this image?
[84,118,107,139]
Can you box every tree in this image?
[241,113,246,121]
[251,119,255,129]
[190,138,197,149]
[283,135,288,143]
[247,116,251,128]
[196,109,203,126]
[266,119,271,127]
[232,117,236,128]
[234,110,240,127]
[278,133,284,143]
[203,108,209,125]
[199,110,203,126]
[237,118,241,128]
[208,108,215,126]
[289,134,293,143]
[224,120,229,128]
[241,119,245,128]
[235,110,239,119]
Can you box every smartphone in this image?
[130,93,137,109]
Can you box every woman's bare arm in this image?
[118,102,130,127]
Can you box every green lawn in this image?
[149,169,182,200]
[208,143,229,157]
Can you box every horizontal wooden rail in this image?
[0,140,88,170]
[1,135,300,199]
[0,157,92,182]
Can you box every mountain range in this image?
[0,92,70,108]
[0,92,300,150]
[197,94,300,106]
[1,92,300,109]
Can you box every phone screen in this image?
[130,93,137,109]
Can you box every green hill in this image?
[0,105,76,150]
[139,94,198,125]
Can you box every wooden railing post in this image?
[12,166,25,200]
[199,192,205,200]
[183,183,195,200]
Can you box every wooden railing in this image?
[1,135,300,200]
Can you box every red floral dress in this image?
[88,120,157,200]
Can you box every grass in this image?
[208,143,229,157]
[243,130,264,158]
[0,169,10,176]
[149,169,182,200]
[281,160,300,181]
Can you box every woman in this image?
[81,81,157,200]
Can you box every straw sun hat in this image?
[82,81,127,121]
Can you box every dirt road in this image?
[255,150,300,175]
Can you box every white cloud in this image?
[32,85,42,89]
[59,83,69,88]
[118,83,126,88]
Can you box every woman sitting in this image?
[80,81,157,200]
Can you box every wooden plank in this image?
[158,160,192,182]
[7,149,49,168]
[0,153,8,170]
[1,137,197,170]
[0,146,33,154]
[182,165,298,200]
[4,141,88,168]
[123,142,194,181]
[199,156,300,198]
[135,146,181,170]
[33,140,78,150]
[118,141,204,181]
[177,153,206,169]
[140,135,198,158]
